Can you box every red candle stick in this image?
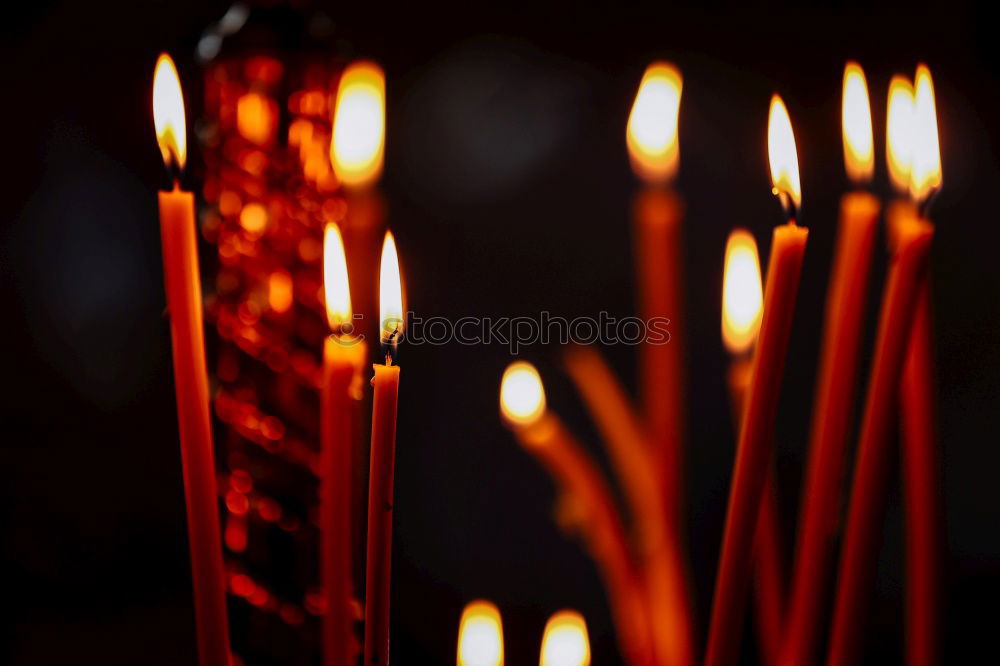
[152,53,231,666]
[705,95,808,666]
[781,63,880,666]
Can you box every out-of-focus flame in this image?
[457,600,504,666]
[500,362,546,427]
[767,95,802,216]
[886,76,915,194]
[722,229,763,355]
[379,231,403,347]
[626,62,683,183]
[153,53,187,172]
[539,611,591,666]
[331,61,386,188]
[323,223,352,332]
[910,64,942,203]
[842,62,874,184]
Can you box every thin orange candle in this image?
[363,231,404,666]
[539,610,591,666]
[780,62,881,666]
[705,95,808,666]
[627,62,686,515]
[152,53,231,666]
[457,600,505,666]
[320,223,367,666]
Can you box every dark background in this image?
[3,1,999,663]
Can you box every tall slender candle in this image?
[152,53,231,666]
[363,232,404,666]
[780,63,881,666]
[539,610,591,666]
[320,223,367,666]
[456,600,505,666]
[705,95,808,666]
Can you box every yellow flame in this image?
[626,62,682,183]
[722,230,763,355]
[842,62,874,184]
[500,362,546,427]
[323,223,352,331]
[457,600,504,666]
[153,53,187,172]
[886,76,915,194]
[379,231,403,346]
[910,64,942,203]
[539,611,591,666]
[767,95,801,214]
[331,61,386,188]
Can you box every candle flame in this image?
[909,64,942,204]
[886,76,915,194]
[500,361,546,427]
[626,62,683,183]
[842,62,874,185]
[331,61,386,188]
[323,223,352,332]
[722,229,763,355]
[539,610,591,666]
[153,53,187,172]
[767,95,802,216]
[457,600,504,666]
[379,231,403,347]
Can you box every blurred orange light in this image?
[842,62,874,184]
[721,229,763,355]
[626,62,682,183]
[539,610,591,666]
[500,362,546,427]
[909,64,942,203]
[331,62,385,188]
[323,223,353,331]
[457,600,504,666]
[237,92,278,146]
[886,76,915,194]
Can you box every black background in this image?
[3,1,1000,664]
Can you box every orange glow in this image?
[910,64,942,203]
[722,229,763,355]
[767,95,801,215]
[539,611,591,666]
[457,600,504,666]
[379,231,403,346]
[323,223,352,332]
[500,361,546,427]
[152,53,187,172]
[842,62,874,184]
[237,92,278,146]
[331,62,386,188]
[886,76,915,194]
[268,270,293,313]
[626,62,683,183]
[240,203,268,234]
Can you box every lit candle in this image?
[781,62,881,666]
[500,362,653,666]
[320,223,367,666]
[721,230,784,666]
[363,231,404,666]
[705,95,808,666]
[152,53,231,666]
[539,610,591,666]
[457,600,504,666]
[626,62,686,514]
[825,68,939,666]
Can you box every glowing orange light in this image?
[626,62,683,183]
[886,76,915,194]
[910,64,942,203]
[767,95,802,215]
[379,231,403,346]
[722,229,763,355]
[842,62,874,184]
[240,202,268,234]
[331,62,386,188]
[323,223,352,332]
[237,92,278,146]
[539,611,591,666]
[268,271,293,314]
[457,600,504,666]
[152,53,187,172]
[500,361,546,427]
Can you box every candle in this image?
[320,223,367,666]
[626,63,686,515]
[705,95,808,666]
[539,610,591,666]
[457,600,505,666]
[721,230,784,666]
[152,53,231,666]
[500,362,653,666]
[363,231,404,666]
[780,63,880,666]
